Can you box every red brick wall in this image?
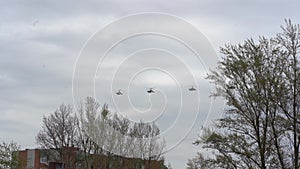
[18,150,27,169]
[17,148,166,169]
[18,149,48,169]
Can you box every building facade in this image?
[17,148,166,169]
[17,147,79,169]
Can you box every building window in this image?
[55,163,64,169]
[40,156,48,164]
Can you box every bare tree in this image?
[77,97,109,169]
[129,121,166,168]
[78,97,167,169]
[36,104,78,169]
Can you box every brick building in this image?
[17,147,79,169]
[16,148,167,169]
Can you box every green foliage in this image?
[189,20,300,169]
[186,152,209,169]
[0,141,20,169]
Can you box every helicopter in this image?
[188,86,196,91]
[116,89,123,95]
[147,88,155,94]
[115,85,196,96]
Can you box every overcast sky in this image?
[1,1,300,169]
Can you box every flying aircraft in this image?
[188,86,196,91]
[147,88,155,94]
[116,89,123,95]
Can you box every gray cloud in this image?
[1,1,300,169]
